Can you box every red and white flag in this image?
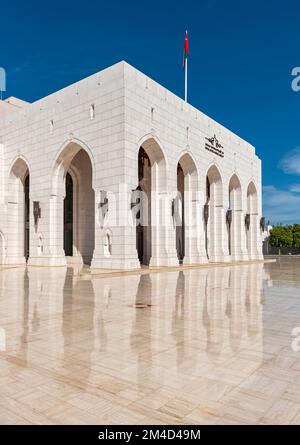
[183,31,189,68]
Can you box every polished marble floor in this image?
[1,257,300,425]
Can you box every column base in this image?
[66,255,83,266]
[149,256,179,267]
[91,256,141,270]
[183,255,208,265]
[231,251,247,261]
[5,256,26,266]
[28,255,67,267]
[249,252,264,260]
[209,254,231,263]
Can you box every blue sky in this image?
[1,0,300,224]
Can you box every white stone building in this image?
[0,61,263,269]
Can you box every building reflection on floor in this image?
[0,258,300,424]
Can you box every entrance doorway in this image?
[246,182,258,257]
[176,163,185,264]
[136,147,151,266]
[58,148,95,265]
[24,174,30,260]
[205,165,223,261]
[175,153,198,265]
[228,175,242,259]
[134,137,167,267]
[8,158,30,264]
[64,172,73,257]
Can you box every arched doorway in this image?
[135,138,167,267]
[176,153,199,265]
[205,165,223,262]
[64,172,73,256]
[24,174,30,260]
[228,175,242,260]
[7,158,30,264]
[0,232,5,265]
[176,163,184,263]
[204,176,210,258]
[136,147,151,266]
[52,142,95,265]
[246,182,258,258]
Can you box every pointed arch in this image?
[50,140,95,265]
[7,157,30,264]
[247,181,258,214]
[137,134,168,167]
[52,138,95,196]
[176,150,198,176]
[7,155,31,181]
[0,231,5,265]
[246,181,259,258]
[138,135,167,191]
[135,135,168,266]
[176,152,199,264]
[229,174,242,211]
[205,164,224,261]
[228,174,243,259]
[206,164,223,206]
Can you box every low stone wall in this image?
[263,242,300,255]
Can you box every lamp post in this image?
[245,213,250,231]
[204,203,209,259]
[98,190,108,228]
[33,201,41,227]
[226,209,233,256]
[260,216,266,232]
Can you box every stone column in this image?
[231,209,244,261]
[30,192,67,266]
[6,200,26,265]
[249,213,263,260]
[148,156,178,267]
[183,181,207,265]
[208,203,226,262]
[91,185,140,270]
[150,190,177,266]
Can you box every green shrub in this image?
[269,225,293,247]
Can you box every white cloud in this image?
[278,147,300,175]
[265,148,300,223]
[290,184,300,193]
[263,185,300,224]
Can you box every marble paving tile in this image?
[0,257,300,424]
[262,398,300,424]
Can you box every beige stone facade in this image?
[0,61,263,269]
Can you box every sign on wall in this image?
[205,135,224,158]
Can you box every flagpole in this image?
[185,57,188,102]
